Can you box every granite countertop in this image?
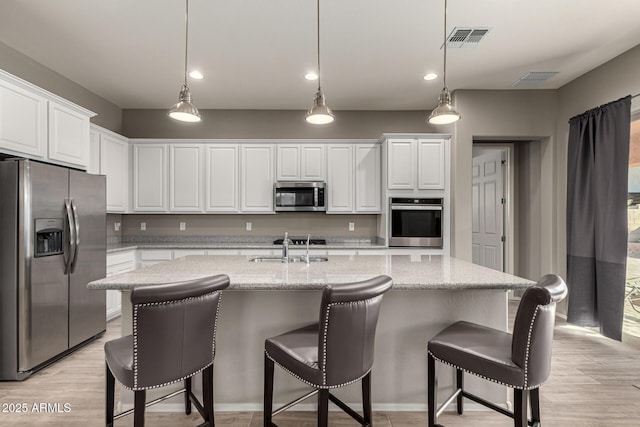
[89,254,533,291]
[106,238,387,253]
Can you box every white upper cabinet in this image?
[205,145,239,212]
[386,137,446,191]
[169,144,203,212]
[88,128,101,175]
[241,144,275,212]
[387,139,417,189]
[133,144,167,212]
[417,138,445,190]
[0,78,47,158]
[276,144,325,181]
[327,145,354,212]
[48,101,90,168]
[0,70,94,168]
[89,125,130,212]
[355,144,381,212]
[276,145,300,180]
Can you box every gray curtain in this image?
[566,96,631,341]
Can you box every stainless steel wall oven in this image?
[389,197,443,247]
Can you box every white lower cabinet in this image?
[105,251,136,320]
[138,249,173,268]
[173,249,206,258]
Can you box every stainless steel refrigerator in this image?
[0,159,106,380]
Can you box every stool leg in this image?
[134,390,146,427]
[362,372,372,425]
[427,353,437,427]
[456,368,463,415]
[202,365,215,426]
[106,363,115,427]
[318,389,329,427]
[264,355,274,427]
[530,388,541,425]
[513,388,529,427]
[185,377,192,415]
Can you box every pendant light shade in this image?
[169,84,201,122]
[305,90,335,124]
[428,0,460,125]
[169,0,201,123]
[428,86,460,125]
[305,0,334,124]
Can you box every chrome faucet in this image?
[300,234,311,263]
[281,232,292,263]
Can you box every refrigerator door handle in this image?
[64,197,77,275]
[69,198,80,274]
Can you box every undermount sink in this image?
[249,256,328,263]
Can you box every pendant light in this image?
[305,0,335,124]
[169,0,201,123]
[428,0,460,125]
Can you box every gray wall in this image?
[514,141,543,281]
[451,90,558,270]
[122,109,436,139]
[0,41,122,133]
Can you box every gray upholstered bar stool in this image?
[427,274,567,427]
[104,274,230,427]
[263,275,393,427]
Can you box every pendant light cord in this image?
[183,0,189,87]
[316,0,321,92]
[443,0,447,89]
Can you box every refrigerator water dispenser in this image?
[35,219,63,257]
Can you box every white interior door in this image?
[472,151,504,271]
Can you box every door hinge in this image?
[501,235,505,242]
[501,198,505,204]
[501,160,506,165]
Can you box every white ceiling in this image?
[1,0,640,111]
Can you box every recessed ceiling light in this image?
[424,73,438,81]
[304,72,319,81]
[189,70,204,80]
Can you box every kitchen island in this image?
[89,254,532,412]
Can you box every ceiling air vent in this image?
[512,71,559,87]
[446,27,491,48]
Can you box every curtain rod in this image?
[633,93,639,99]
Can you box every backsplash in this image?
[117,213,379,239]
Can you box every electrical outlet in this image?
[114,222,120,232]
[348,222,355,232]
[179,222,186,231]
[140,222,146,231]
[246,222,252,231]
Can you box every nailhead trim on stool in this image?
[427,302,550,391]
[129,290,223,391]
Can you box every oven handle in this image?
[391,205,442,211]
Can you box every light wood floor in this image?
[2,304,640,426]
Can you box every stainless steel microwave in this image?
[274,181,326,212]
